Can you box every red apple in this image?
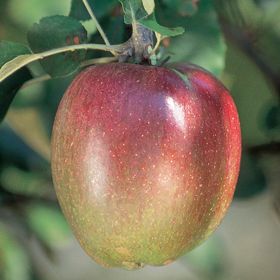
[51,63,241,269]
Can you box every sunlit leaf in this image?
[142,0,155,15]
[119,0,148,24]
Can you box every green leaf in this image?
[26,204,71,249]
[27,15,88,77]
[120,0,184,37]
[0,167,51,197]
[142,0,155,15]
[0,70,32,123]
[0,224,30,280]
[119,0,148,24]
[0,41,31,67]
[0,54,40,83]
[0,44,111,84]
[184,235,226,280]
[0,41,32,122]
[69,0,119,21]
[140,13,185,37]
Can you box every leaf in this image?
[0,167,51,197]
[119,0,148,24]
[0,224,30,280]
[0,54,41,83]
[26,204,71,249]
[140,13,185,37]
[27,15,88,77]
[0,70,32,123]
[142,0,155,15]
[0,41,32,122]
[184,235,226,279]
[0,43,112,84]
[69,0,119,21]
[0,41,31,67]
[120,0,184,37]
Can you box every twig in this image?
[82,0,112,48]
[0,43,122,83]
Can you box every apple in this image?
[51,63,241,269]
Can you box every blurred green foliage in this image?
[25,204,71,249]
[157,0,226,76]
[0,223,30,280]
[0,0,280,279]
[184,236,227,280]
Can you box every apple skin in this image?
[51,63,241,269]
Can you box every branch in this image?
[0,43,122,83]
[82,0,111,48]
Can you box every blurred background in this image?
[0,0,280,279]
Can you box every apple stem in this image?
[131,23,154,63]
[78,0,154,63]
[81,0,155,64]
[118,23,154,64]
[80,0,155,63]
